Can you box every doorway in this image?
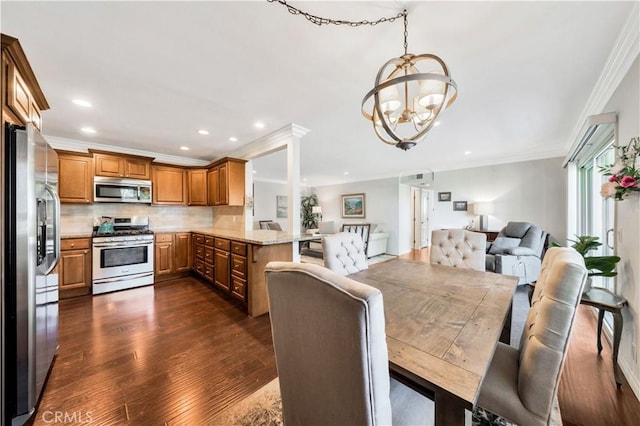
[411,187,433,250]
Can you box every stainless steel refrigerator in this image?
[3,124,60,425]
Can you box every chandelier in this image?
[268,1,457,151]
[361,11,457,150]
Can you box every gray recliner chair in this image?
[485,222,548,285]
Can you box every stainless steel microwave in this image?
[94,176,152,203]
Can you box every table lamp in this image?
[473,202,494,231]
[312,206,322,222]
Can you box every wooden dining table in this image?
[349,258,518,426]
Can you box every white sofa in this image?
[367,232,389,258]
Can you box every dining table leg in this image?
[435,391,467,425]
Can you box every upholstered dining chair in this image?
[322,232,368,275]
[476,247,587,426]
[265,262,433,425]
[430,229,487,271]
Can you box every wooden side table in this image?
[580,287,628,387]
[527,284,627,387]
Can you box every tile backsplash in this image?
[61,204,215,234]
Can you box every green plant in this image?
[300,194,319,230]
[566,235,621,277]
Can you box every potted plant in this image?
[300,194,319,231]
[567,235,621,293]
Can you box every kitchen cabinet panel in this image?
[57,151,93,204]
[154,232,192,279]
[152,165,187,205]
[214,249,230,291]
[207,158,245,206]
[188,169,208,206]
[59,237,92,299]
[93,152,153,179]
[174,233,192,272]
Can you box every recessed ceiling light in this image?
[252,170,257,174]
[344,171,349,175]
[229,137,238,142]
[434,121,441,127]
[197,129,209,135]
[72,99,92,107]
[80,127,96,134]
[464,151,472,155]
[303,178,308,182]
[255,121,265,129]
[180,146,190,151]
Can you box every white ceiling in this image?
[1,1,635,185]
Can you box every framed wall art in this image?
[341,193,366,218]
[438,192,451,202]
[453,201,468,211]
[276,195,288,218]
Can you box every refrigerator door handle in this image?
[43,183,61,274]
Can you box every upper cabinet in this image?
[57,151,93,204]
[1,34,49,131]
[208,158,246,206]
[152,164,187,205]
[91,151,153,180]
[188,169,208,206]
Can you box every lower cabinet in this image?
[59,237,92,299]
[192,233,214,282]
[154,232,192,280]
[190,233,292,316]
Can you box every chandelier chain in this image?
[267,0,406,28]
[403,9,408,55]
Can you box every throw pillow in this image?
[488,237,521,255]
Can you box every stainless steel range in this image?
[92,216,154,295]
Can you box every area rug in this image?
[211,376,561,426]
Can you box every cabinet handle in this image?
[70,243,75,247]
[84,250,88,254]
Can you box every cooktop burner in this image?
[92,229,154,237]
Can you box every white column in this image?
[287,136,301,262]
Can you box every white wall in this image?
[429,157,567,243]
[252,181,289,231]
[603,56,640,398]
[313,178,400,254]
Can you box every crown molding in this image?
[227,123,311,160]
[565,2,639,158]
[44,135,210,167]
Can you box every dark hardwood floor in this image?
[31,251,639,425]
[32,278,277,425]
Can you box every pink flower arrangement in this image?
[600,137,640,201]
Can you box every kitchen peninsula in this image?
[187,228,308,317]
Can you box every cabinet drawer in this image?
[155,233,173,243]
[203,247,214,264]
[231,275,247,302]
[231,255,247,278]
[204,236,214,247]
[204,264,214,282]
[194,259,205,275]
[214,238,230,251]
[195,243,205,260]
[231,241,247,256]
[61,238,91,250]
[194,234,205,244]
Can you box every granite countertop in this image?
[190,228,319,245]
[61,233,93,239]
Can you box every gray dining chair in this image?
[476,247,587,425]
[430,229,487,271]
[322,231,368,275]
[265,261,433,425]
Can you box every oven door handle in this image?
[93,241,154,248]
[93,272,154,285]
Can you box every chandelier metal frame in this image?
[267,0,457,151]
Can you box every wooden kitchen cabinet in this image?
[214,246,231,292]
[57,151,94,203]
[154,232,192,280]
[188,169,208,206]
[152,165,187,205]
[207,158,246,206]
[192,233,214,282]
[59,238,92,299]
[174,233,192,272]
[2,34,49,150]
[92,151,153,179]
